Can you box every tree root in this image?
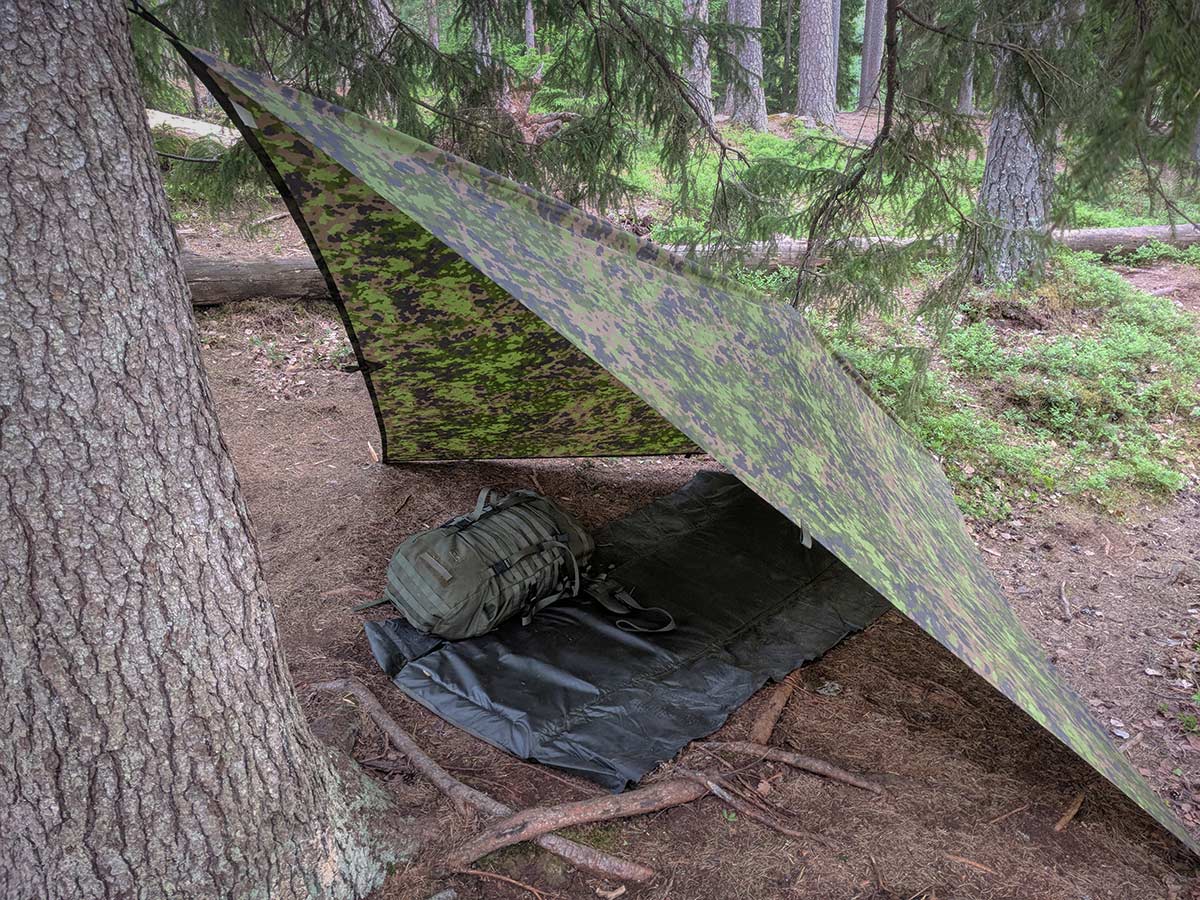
[310,678,656,883]
[446,777,707,870]
[696,741,883,794]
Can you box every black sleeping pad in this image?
[364,470,889,790]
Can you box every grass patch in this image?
[812,250,1199,521]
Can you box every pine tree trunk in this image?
[955,19,978,114]
[857,0,884,109]
[470,4,509,106]
[794,0,837,125]
[830,0,842,97]
[524,0,536,49]
[427,0,440,49]
[972,54,1056,283]
[725,0,768,130]
[682,0,714,125]
[0,3,407,896]
[1191,112,1200,166]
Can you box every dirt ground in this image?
[194,259,1200,899]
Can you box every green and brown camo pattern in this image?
[182,45,1197,853]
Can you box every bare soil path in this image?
[197,264,1200,899]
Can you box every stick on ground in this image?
[749,671,800,745]
[679,769,831,845]
[447,777,707,870]
[697,741,882,794]
[310,678,656,883]
[1053,791,1085,832]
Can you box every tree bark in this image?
[972,54,1056,283]
[179,224,1200,305]
[427,0,440,49]
[830,0,842,96]
[794,0,838,125]
[857,0,884,109]
[955,19,978,115]
[0,3,406,897]
[524,0,536,49]
[682,0,714,125]
[725,0,769,131]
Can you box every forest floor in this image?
[190,212,1200,898]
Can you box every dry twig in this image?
[697,741,883,794]
[309,678,655,883]
[678,769,826,844]
[460,868,546,898]
[944,853,998,875]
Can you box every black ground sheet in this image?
[364,471,890,790]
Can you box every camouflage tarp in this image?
[164,38,1196,853]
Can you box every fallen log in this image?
[147,109,238,146]
[184,251,330,306]
[184,223,1200,306]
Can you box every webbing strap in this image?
[584,577,676,633]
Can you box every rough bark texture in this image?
[0,2,407,897]
[182,224,1200,304]
[857,0,884,109]
[524,0,536,49]
[794,0,837,124]
[830,0,841,93]
[955,19,978,115]
[682,0,714,125]
[426,0,440,49]
[724,0,768,131]
[972,54,1056,283]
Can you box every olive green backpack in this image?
[360,488,674,640]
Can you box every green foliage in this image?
[152,129,274,209]
[1112,241,1200,269]
[813,251,1198,521]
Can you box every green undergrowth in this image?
[1109,240,1200,268]
[776,250,1200,522]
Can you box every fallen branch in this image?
[183,223,1200,306]
[679,768,831,845]
[696,741,882,794]
[310,678,655,883]
[446,777,707,870]
[749,671,800,745]
[1053,791,1085,832]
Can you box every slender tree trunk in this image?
[427,0,440,48]
[795,0,837,125]
[1191,112,1200,166]
[0,2,407,896]
[830,0,842,99]
[856,0,884,109]
[725,0,768,130]
[682,0,714,125]
[470,4,509,106]
[784,0,794,64]
[524,0,536,49]
[972,53,1056,282]
[956,19,978,114]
